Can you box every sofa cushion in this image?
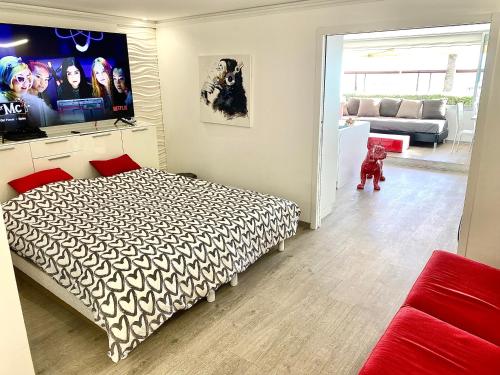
[422,99,447,119]
[396,99,422,119]
[358,306,500,375]
[347,97,360,115]
[404,250,500,346]
[354,116,447,134]
[379,98,402,117]
[357,98,380,117]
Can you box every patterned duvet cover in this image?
[3,168,300,362]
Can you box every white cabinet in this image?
[0,143,34,202]
[337,121,370,189]
[30,136,89,179]
[121,126,159,169]
[80,131,124,159]
[32,152,90,180]
[30,137,79,158]
[0,125,160,202]
[79,131,124,178]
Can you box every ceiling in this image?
[7,0,321,21]
[343,24,490,50]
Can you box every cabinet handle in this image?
[47,154,72,161]
[0,146,15,152]
[131,128,148,133]
[92,133,112,138]
[45,139,69,145]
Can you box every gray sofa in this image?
[343,98,449,147]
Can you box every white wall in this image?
[320,35,343,219]
[460,13,500,267]
[157,0,500,223]
[158,14,318,220]
[0,206,35,375]
[119,26,166,169]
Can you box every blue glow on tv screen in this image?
[0,23,134,131]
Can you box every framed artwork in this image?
[199,54,251,127]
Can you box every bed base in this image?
[278,240,285,252]
[205,240,285,303]
[206,289,216,303]
[230,274,239,287]
[11,252,103,329]
[12,240,287,315]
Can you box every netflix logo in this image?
[113,105,128,111]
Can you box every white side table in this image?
[337,121,370,189]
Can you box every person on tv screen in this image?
[0,56,56,128]
[57,57,92,100]
[92,57,113,112]
[28,61,52,108]
[112,67,133,112]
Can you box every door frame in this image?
[310,12,496,231]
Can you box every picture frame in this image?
[199,54,251,127]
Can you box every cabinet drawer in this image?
[0,143,35,202]
[80,130,123,160]
[30,137,78,158]
[121,126,159,168]
[32,152,91,179]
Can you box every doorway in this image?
[312,19,497,258]
[339,25,490,172]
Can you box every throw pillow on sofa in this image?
[357,98,380,117]
[396,99,422,119]
[380,98,402,117]
[346,97,360,115]
[422,99,447,119]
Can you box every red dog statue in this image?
[357,144,387,191]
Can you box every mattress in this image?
[3,168,300,362]
[350,116,448,134]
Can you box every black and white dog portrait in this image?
[200,55,250,127]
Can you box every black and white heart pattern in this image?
[3,168,300,362]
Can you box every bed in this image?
[3,168,300,362]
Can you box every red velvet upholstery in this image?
[404,250,500,346]
[8,168,73,194]
[89,154,141,177]
[359,306,500,375]
[359,251,500,374]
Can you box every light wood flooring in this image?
[16,165,468,375]
[388,141,471,166]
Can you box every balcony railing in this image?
[343,69,478,95]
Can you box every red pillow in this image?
[89,154,141,177]
[9,168,73,194]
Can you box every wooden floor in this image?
[16,165,468,375]
[388,141,471,166]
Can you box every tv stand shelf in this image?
[0,123,135,145]
[0,125,159,203]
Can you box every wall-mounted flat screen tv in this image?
[0,23,134,133]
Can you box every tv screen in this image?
[0,23,134,132]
